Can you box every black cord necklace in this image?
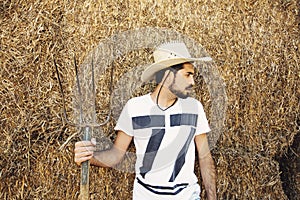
[156,71,178,111]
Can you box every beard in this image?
[169,83,193,99]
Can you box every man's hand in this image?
[74,131,132,167]
[74,138,96,166]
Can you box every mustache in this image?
[186,85,194,90]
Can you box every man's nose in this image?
[190,77,195,86]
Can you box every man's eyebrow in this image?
[186,71,194,75]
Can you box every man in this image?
[74,42,217,200]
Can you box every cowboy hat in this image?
[141,41,212,82]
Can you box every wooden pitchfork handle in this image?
[79,127,91,200]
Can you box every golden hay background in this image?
[0,0,299,199]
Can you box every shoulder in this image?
[180,97,203,107]
[124,94,151,111]
[178,97,206,114]
[121,93,152,118]
[126,93,150,105]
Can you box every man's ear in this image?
[161,70,174,86]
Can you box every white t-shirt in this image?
[114,93,210,199]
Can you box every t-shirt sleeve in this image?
[114,101,134,136]
[195,101,211,135]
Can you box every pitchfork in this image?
[54,55,114,200]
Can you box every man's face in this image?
[169,63,195,99]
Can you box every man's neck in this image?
[150,84,177,109]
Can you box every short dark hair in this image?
[155,63,185,83]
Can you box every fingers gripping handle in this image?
[79,127,92,200]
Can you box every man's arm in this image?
[195,133,217,200]
[74,130,132,167]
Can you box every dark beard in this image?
[169,83,193,99]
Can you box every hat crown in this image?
[141,41,212,82]
[153,42,192,63]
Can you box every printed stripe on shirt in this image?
[170,113,198,127]
[132,115,165,130]
[140,129,165,178]
[169,127,196,182]
[137,177,188,195]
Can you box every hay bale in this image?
[0,0,299,199]
[211,148,288,199]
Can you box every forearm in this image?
[91,147,125,168]
[199,154,217,200]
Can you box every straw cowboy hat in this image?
[141,41,212,82]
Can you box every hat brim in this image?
[141,57,212,82]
